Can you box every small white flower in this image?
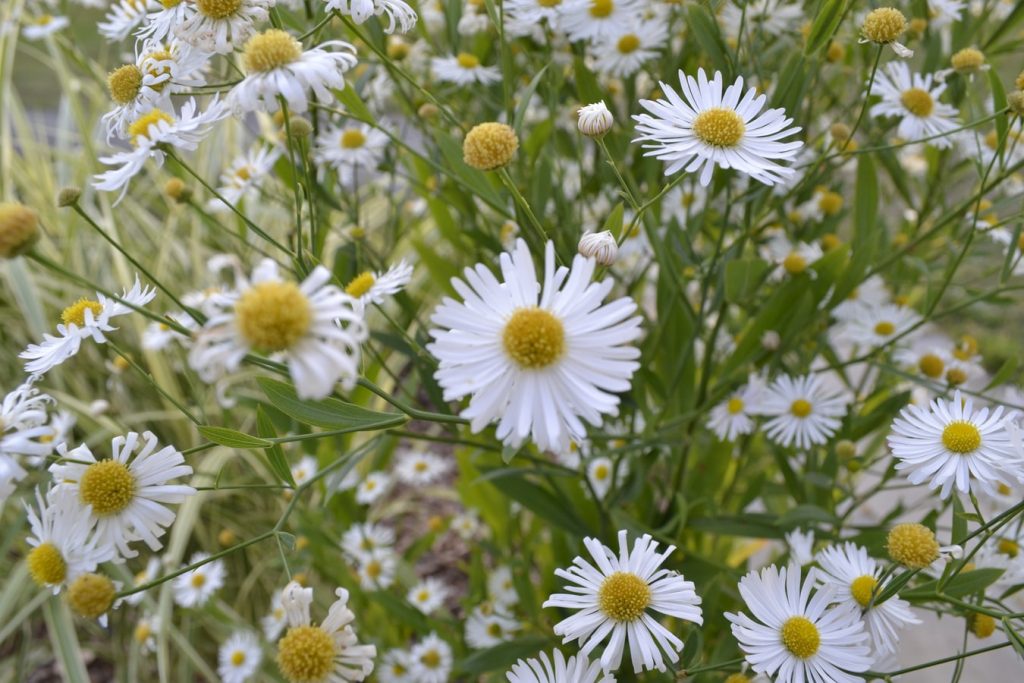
[210,145,281,210]
[291,456,319,486]
[407,577,449,614]
[137,0,198,43]
[173,0,273,53]
[785,528,816,566]
[506,650,614,683]
[342,261,413,310]
[99,0,158,41]
[585,456,626,499]
[355,548,397,590]
[173,553,226,607]
[431,53,501,85]
[560,0,643,42]
[408,632,452,683]
[719,0,804,40]
[22,14,69,39]
[355,470,392,504]
[125,557,161,605]
[378,649,415,683]
[394,450,450,486]
[25,487,114,592]
[261,589,288,641]
[218,631,262,683]
[341,522,396,560]
[592,19,668,78]
[326,0,418,33]
[577,101,614,138]
[314,121,389,177]
[708,378,764,442]
[838,302,921,351]
[757,374,848,450]
[465,605,519,649]
[869,63,960,148]
[488,565,518,608]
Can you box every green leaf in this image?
[989,68,1008,158]
[985,352,1018,391]
[43,597,90,683]
[483,469,593,536]
[904,568,1006,600]
[952,495,967,545]
[724,258,770,304]
[373,590,429,632]
[257,378,405,432]
[335,84,375,124]
[804,0,846,55]
[197,426,272,449]
[256,405,296,487]
[686,6,732,78]
[513,64,549,135]
[457,636,551,675]
[604,202,625,240]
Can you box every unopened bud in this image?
[57,187,81,208]
[578,230,618,265]
[287,116,312,138]
[577,101,614,138]
[1008,91,1024,117]
[164,178,191,203]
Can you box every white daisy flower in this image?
[505,0,585,32]
[887,390,1023,498]
[560,0,643,43]
[928,0,965,27]
[816,542,921,657]
[22,14,69,39]
[719,0,804,40]
[0,380,55,497]
[188,258,368,400]
[431,53,502,85]
[210,145,281,209]
[341,522,395,560]
[488,565,518,608]
[99,0,159,41]
[355,548,397,590]
[262,589,288,640]
[542,529,704,673]
[94,99,229,201]
[427,239,642,453]
[661,181,708,227]
[20,277,157,376]
[785,528,816,566]
[407,577,449,614]
[355,470,392,504]
[457,1,490,35]
[314,122,389,176]
[378,649,414,683]
[830,275,891,321]
[133,614,161,651]
[218,631,262,683]
[450,508,482,539]
[707,378,763,441]
[291,455,319,486]
[465,605,519,649]
[137,0,198,43]
[275,581,376,682]
[341,261,412,309]
[227,30,357,114]
[506,650,614,683]
[394,450,450,486]
[840,302,921,351]
[325,0,418,33]
[408,633,452,683]
[125,557,161,605]
[726,564,873,683]
[49,431,195,559]
[585,456,626,499]
[24,487,114,591]
[757,374,849,450]
[592,19,668,78]
[173,552,226,607]
[173,0,273,53]
[634,68,803,187]
[869,63,959,148]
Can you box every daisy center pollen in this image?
[244,30,303,73]
[421,650,442,668]
[780,616,820,659]
[538,0,561,6]
[191,573,207,588]
[900,88,934,117]
[874,321,896,336]
[196,0,242,19]
[457,52,480,69]
[27,542,67,585]
[727,397,745,414]
[231,651,246,666]
[783,253,807,275]
[593,464,610,479]
[590,0,613,17]
[79,459,135,515]
[345,271,376,297]
[617,34,640,54]
[503,307,565,369]
[692,107,746,148]
[598,571,651,622]
[850,574,878,608]
[341,129,367,149]
[918,353,944,378]
[997,538,1019,557]
[941,421,981,453]
[277,625,336,683]
[160,0,182,6]
[67,573,116,619]
[129,109,174,144]
[790,399,812,418]
[234,280,313,352]
[61,298,103,327]
[107,64,143,105]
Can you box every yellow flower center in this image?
[143,49,174,93]
[538,0,561,6]
[997,538,1019,558]
[421,650,441,668]
[345,271,375,297]
[593,463,610,480]
[160,0,182,7]
[234,280,312,352]
[862,7,907,44]
[191,573,207,588]
[783,252,807,275]
[946,367,967,386]
[231,650,247,666]
[941,421,981,454]
[502,307,565,369]
[0,201,40,259]
[724,675,752,683]
[951,47,985,73]
[107,64,143,105]
[128,109,174,144]
[874,321,896,336]
[341,129,367,149]
[61,298,103,328]
[886,523,939,569]
[967,612,996,638]
[196,0,242,19]
[597,571,651,622]
[243,30,303,73]
[780,616,820,659]
[850,574,878,608]
[457,52,480,69]
[365,560,382,578]
[790,399,812,418]
[134,623,152,643]
[918,353,944,378]
[900,88,935,117]
[818,191,843,215]
[66,573,116,619]
[27,542,67,586]
[692,107,746,148]
[487,622,503,637]
[277,625,337,683]
[590,0,613,17]
[617,34,640,54]
[79,460,135,515]
[727,397,745,414]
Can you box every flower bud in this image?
[57,187,81,208]
[286,116,313,138]
[463,122,519,171]
[164,178,191,203]
[0,202,40,259]
[577,101,614,138]
[578,230,618,266]
[1008,91,1024,117]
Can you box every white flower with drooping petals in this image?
[506,650,615,683]
[341,260,413,310]
[99,0,158,41]
[24,487,114,591]
[173,0,273,53]
[325,0,418,33]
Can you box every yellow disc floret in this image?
[502,307,565,369]
[345,272,375,298]
[463,122,520,171]
[849,575,878,608]
[997,538,1019,558]
[66,573,116,619]
[590,0,613,18]
[27,542,67,586]
[886,523,939,569]
[598,571,651,622]
[196,0,242,19]
[341,129,367,149]
[277,625,337,683]
[692,107,746,148]
[951,48,985,74]
[617,34,640,54]
[874,321,896,336]
[0,202,40,259]
[128,109,174,144]
[967,612,996,638]
[783,253,807,275]
[234,280,313,352]
[456,52,480,69]
[790,399,812,418]
[61,298,103,328]
[79,460,135,515]
[918,353,944,378]
[862,7,908,44]
[727,397,745,414]
[243,30,303,73]
[107,64,143,105]
[941,421,981,454]
[780,616,820,659]
[900,88,934,117]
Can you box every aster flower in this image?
[543,529,703,673]
[314,121,389,178]
[340,521,395,559]
[409,633,452,683]
[355,548,397,590]
[173,0,273,53]
[464,605,519,649]
[719,0,804,40]
[707,377,764,441]
[431,53,502,85]
[22,14,69,39]
[634,68,803,187]
[585,455,627,499]
[757,374,849,449]
[869,63,959,148]
[210,145,281,209]
[341,261,413,310]
[839,302,921,351]
[188,259,368,400]
[407,577,449,614]
[506,650,614,683]
[137,0,198,43]
[726,564,873,683]
[173,552,226,607]
[378,649,414,683]
[488,565,519,608]
[560,0,643,43]
[20,277,157,375]
[99,0,159,41]
[887,390,1023,498]
[355,470,392,504]
[227,30,358,114]
[592,19,668,78]
[125,557,161,605]
[394,450,450,486]
[49,431,195,559]
[427,239,642,453]
[218,631,262,683]
[24,487,114,591]
[325,0,418,33]
[505,0,586,33]
[786,529,816,566]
